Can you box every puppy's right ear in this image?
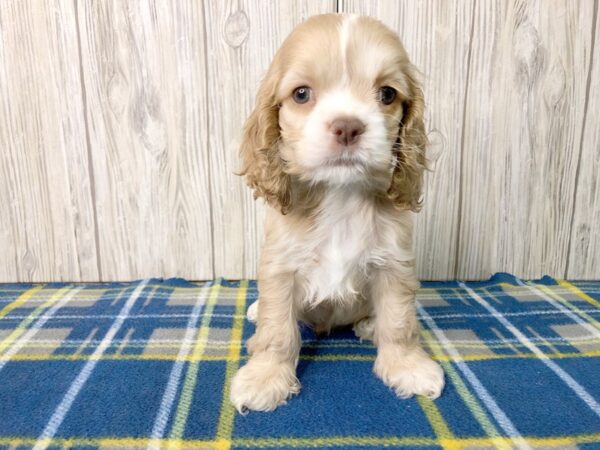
[239,62,291,214]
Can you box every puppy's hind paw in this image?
[353,317,375,342]
[246,301,259,323]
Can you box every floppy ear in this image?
[387,71,428,212]
[239,63,292,214]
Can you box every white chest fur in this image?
[301,191,377,304]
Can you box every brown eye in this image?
[292,86,311,104]
[378,86,397,105]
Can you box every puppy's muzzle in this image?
[330,116,366,146]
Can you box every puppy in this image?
[231,14,444,413]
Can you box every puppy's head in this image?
[240,14,427,214]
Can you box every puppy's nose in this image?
[330,117,366,146]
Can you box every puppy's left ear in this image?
[387,69,428,212]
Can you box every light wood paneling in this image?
[204,0,336,279]
[457,0,595,279]
[77,0,214,280]
[1,1,598,281]
[568,4,600,279]
[0,0,98,281]
[340,0,474,279]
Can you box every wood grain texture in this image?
[0,0,98,282]
[457,0,596,279]
[567,2,599,279]
[77,0,214,280]
[1,1,599,281]
[340,0,474,280]
[204,0,335,279]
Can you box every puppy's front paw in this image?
[374,347,444,399]
[230,354,300,413]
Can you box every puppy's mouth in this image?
[323,156,366,169]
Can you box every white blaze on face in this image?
[339,14,357,85]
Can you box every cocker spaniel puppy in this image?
[231,14,444,412]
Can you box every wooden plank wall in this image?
[0,1,98,282]
[0,0,598,282]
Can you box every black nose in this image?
[330,117,366,146]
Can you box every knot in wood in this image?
[224,11,250,48]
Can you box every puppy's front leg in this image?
[230,272,300,413]
[371,266,445,399]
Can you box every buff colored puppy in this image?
[231,14,444,413]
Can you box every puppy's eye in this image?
[378,86,397,105]
[292,86,312,104]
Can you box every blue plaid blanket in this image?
[1,273,599,449]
